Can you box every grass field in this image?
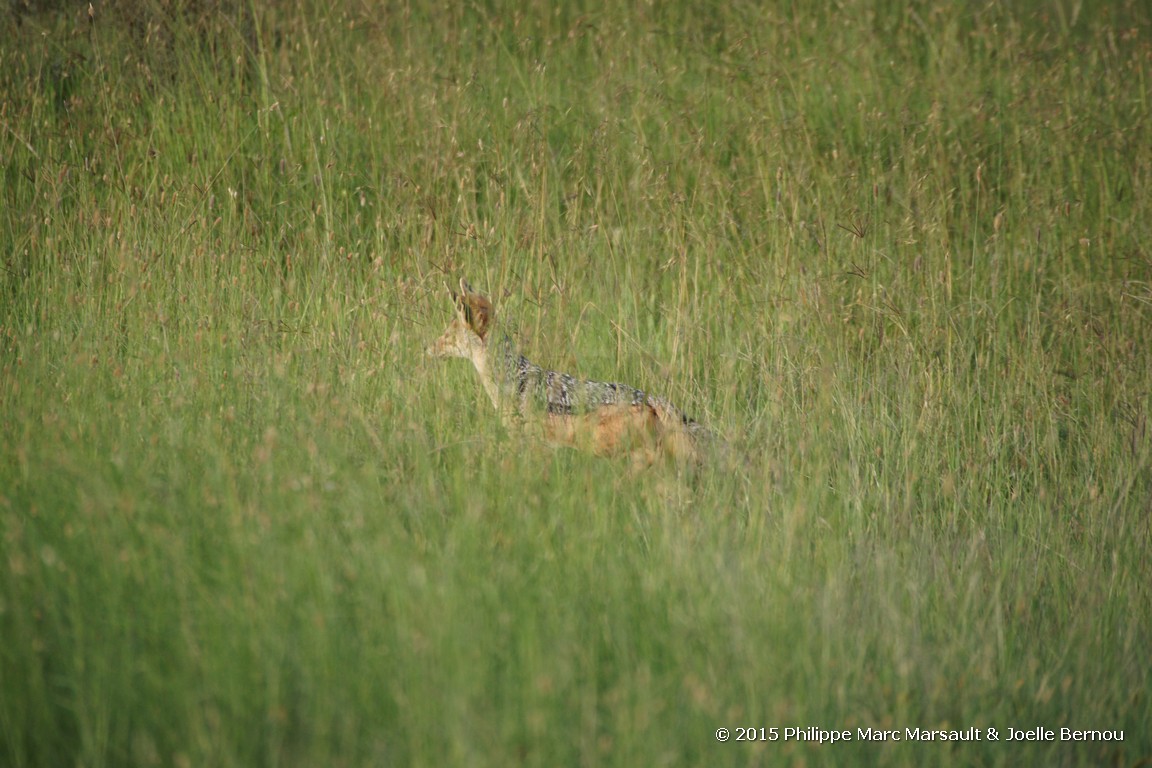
[2,0,1150,765]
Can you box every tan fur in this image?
[543,402,661,457]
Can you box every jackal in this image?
[426,279,716,465]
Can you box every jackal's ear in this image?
[453,278,492,339]
[449,279,477,308]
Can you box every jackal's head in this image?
[425,279,493,361]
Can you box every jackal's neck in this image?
[469,334,538,412]
[466,333,516,411]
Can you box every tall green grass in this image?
[2,1,1150,765]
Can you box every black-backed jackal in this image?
[426,280,717,466]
